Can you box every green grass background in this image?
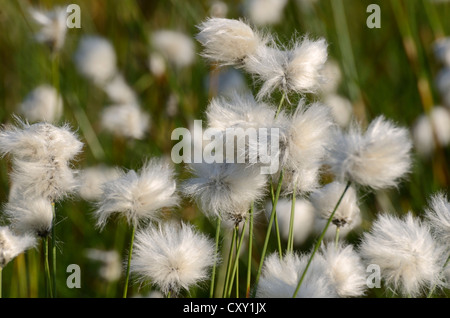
[0,0,449,298]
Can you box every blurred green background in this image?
[0,0,449,298]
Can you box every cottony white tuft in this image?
[18,85,63,123]
[0,226,36,268]
[244,0,288,26]
[29,6,67,52]
[77,165,123,201]
[151,30,195,68]
[424,192,450,247]
[101,104,150,140]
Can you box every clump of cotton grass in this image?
[265,198,315,246]
[100,104,150,140]
[255,252,338,298]
[102,73,138,105]
[85,249,122,282]
[130,221,217,297]
[0,226,36,269]
[77,165,123,201]
[412,106,450,157]
[3,196,54,238]
[325,116,413,190]
[244,0,288,26]
[323,94,353,128]
[18,85,63,123]
[94,159,179,229]
[29,6,67,53]
[0,119,83,202]
[74,35,118,86]
[310,181,361,242]
[196,18,267,67]
[281,101,334,194]
[320,243,367,297]
[181,162,267,225]
[424,193,450,248]
[359,213,446,297]
[151,30,195,69]
[244,36,328,100]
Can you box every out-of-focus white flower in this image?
[0,120,83,201]
[29,6,67,52]
[323,94,353,128]
[0,226,36,269]
[412,106,450,157]
[310,181,361,240]
[77,165,123,201]
[244,0,288,26]
[85,248,122,282]
[265,198,315,246]
[148,52,167,78]
[103,73,138,105]
[433,37,450,67]
[424,192,450,247]
[325,116,412,189]
[151,30,195,68]
[101,104,150,140]
[255,252,338,298]
[359,213,445,297]
[74,35,117,86]
[435,67,450,107]
[209,1,228,18]
[18,85,63,123]
[196,18,266,66]
[130,221,217,296]
[321,60,342,95]
[94,159,179,229]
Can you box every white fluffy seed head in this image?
[29,6,67,52]
[323,94,353,128]
[130,221,217,296]
[244,0,288,26]
[101,104,150,140]
[325,116,413,189]
[255,252,338,298]
[94,159,179,229]
[424,192,450,247]
[77,165,123,201]
[196,17,265,66]
[181,163,267,225]
[320,243,367,297]
[103,73,138,105]
[18,85,63,123]
[310,181,361,231]
[85,249,122,282]
[0,226,36,269]
[359,213,446,297]
[4,196,54,237]
[74,35,117,86]
[151,30,195,68]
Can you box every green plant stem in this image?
[275,92,286,119]
[246,203,254,298]
[222,226,237,298]
[287,184,297,253]
[51,202,56,297]
[43,236,53,298]
[209,217,221,298]
[253,170,284,294]
[227,220,248,298]
[334,226,341,249]
[292,181,351,298]
[0,267,2,298]
[123,224,136,298]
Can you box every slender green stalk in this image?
[253,170,284,294]
[292,181,351,298]
[209,217,222,298]
[275,92,286,119]
[427,253,450,298]
[227,220,248,298]
[123,224,136,298]
[334,226,341,249]
[43,236,53,298]
[246,203,254,298]
[51,202,56,297]
[287,184,297,253]
[222,226,237,298]
[0,267,2,298]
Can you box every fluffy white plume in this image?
[255,252,338,298]
[424,192,450,247]
[74,35,117,86]
[0,226,36,269]
[18,85,63,123]
[244,0,288,26]
[151,30,195,68]
[103,73,138,105]
[323,94,353,128]
[196,18,266,66]
[359,213,446,297]
[101,104,150,140]
[325,116,412,189]
[94,159,179,229]
[77,165,123,201]
[29,6,67,52]
[85,248,121,282]
[130,221,217,296]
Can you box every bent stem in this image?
[123,224,136,298]
[292,181,351,298]
[209,216,222,298]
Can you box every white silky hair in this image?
[196,17,266,66]
[18,85,63,123]
[0,226,36,269]
[100,104,150,140]
[130,221,217,296]
[255,252,338,298]
[325,116,412,189]
[29,6,67,52]
[151,30,195,68]
[74,35,117,86]
[94,158,179,229]
[244,0,288,26]
[424,192,450,247]
[359,213,446,297]
[77,165,123,201]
